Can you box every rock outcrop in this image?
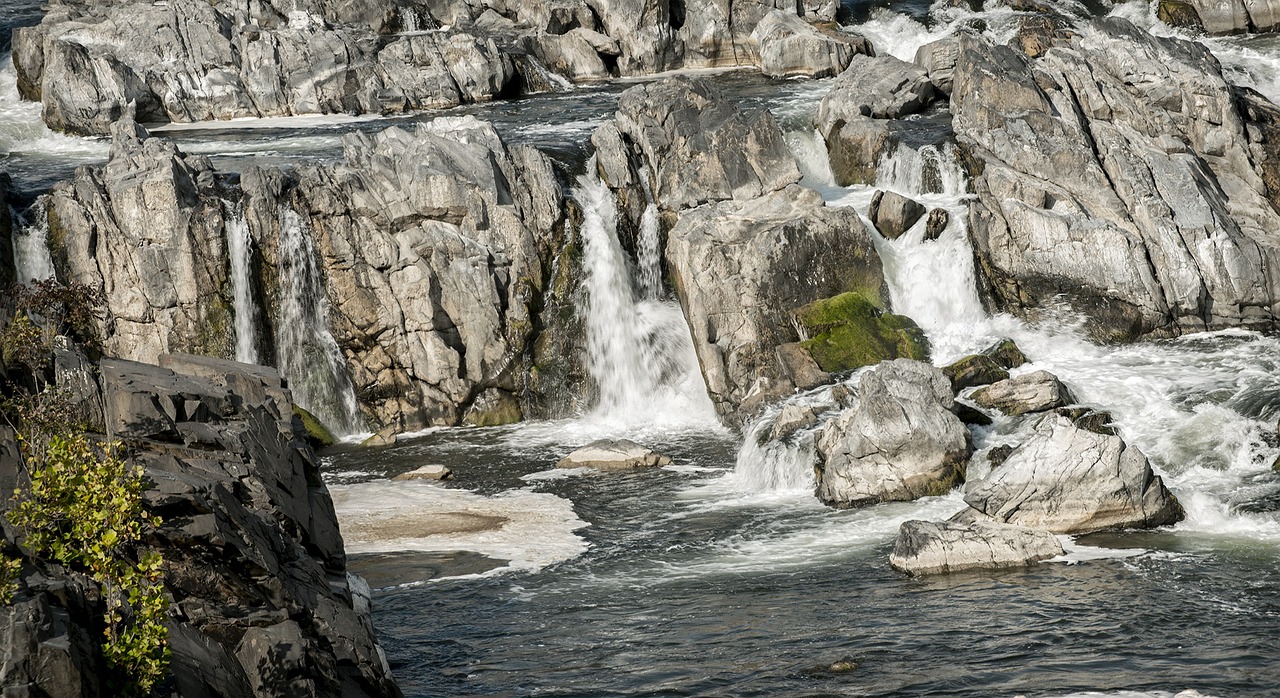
[12,0,848,135]
[956,413,1185,534]
[0,351,401,697]
[1157,0,1280,33]
[889,519,1064,576]
[815,360,972,508]
[46,115,571,434]
[955,17,1280,340]
[751,10,871,79]
[557,439,672,469]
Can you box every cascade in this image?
[12,199,54,284]
[635,166,663,300]
[222,199,259,364]
[275,209,363,435]
[574,167,717,427]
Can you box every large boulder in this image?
[557,439,672,469]
[676,0,838,70]
[954,19,1280,341]
[958,413,1185,534]
[815,360,972,508]
[750,10,870,79]
[868,190,927,240]
[1,352,401,696]
[1157,0,1280,33]
[665,186,887,420]
[889,520,1064,576]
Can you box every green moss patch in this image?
[794,292,929,373]
[293,405,337,449]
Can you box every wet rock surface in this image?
[558,439,673,469]
[889,519,1064,576]
[971,370,1074,416]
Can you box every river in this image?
[4,1,1280,696]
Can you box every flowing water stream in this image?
[4,1,1280,695]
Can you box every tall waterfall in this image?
[12,199,55,284]
[574,168,717,428]
[222,200,259,364]
[275,209,363,435]
[635,166,663,300]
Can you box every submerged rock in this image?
[971,371,1073,416]
[958,413,1184,534]
[558,439,673,469]
[815,360,972,508]
[393,464,454,481]
[889,519,1064,576]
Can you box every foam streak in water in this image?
[275,209,362,434]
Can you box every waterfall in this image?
[275,209,363,435]
[574,167,717,427]
[222,200,258,364]
[635,166,663,300]
[733,415,819,493]
[12,199,55,284]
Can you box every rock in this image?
[943,354,1010,393]
[889,520,1064,576]
[596,77,801,215]
[530,31,612,82]
[1054,406,1117,436]
[665,185,888,420]
[981,338,1028,370]
[952,400,993,426]
[676,0,839,70]
[776,342,833,391]
[363,426,399,448]
[294,405,338,449]
[823,117,894,187]
[792,292,930,374]
[1158,0,1280,33]
[557,439,673,469]
[393,464,453,481]
[751,11,870,79]
[869,190,928,240]
[954,20,1280,341]
[769,404,819,442]
[815,360,972,508]
[986,444,1015,469]
[924,208,949,241]
[959,413,1185,533]
[971,371,1073,416]
[815,54,937,132]
[914,38,960,94]
[1158,1,1206,31]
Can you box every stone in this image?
[889,520,1064,576]
[792,292,930,375]
[952,400,993,427]
[869,190,928,240]
[769,404,819,442]
[815,54,937,134]
[557,439,673,469]
[942,354,1010,393]
[1158,1,1206,31]
[393,464,453,481]
[665,186,886,420]
[924,208,949,241]
[294,405,338,449]
[954,20,1280,341]
[776,343,833,391]
[914,37,960,94]
[751,10,870,79]
[986,444,1015,469]
[1054,406,1117,436]
[815,360,973,508]
[363,426,399,448]
[971,371,1073,415]
[822,116,894,187]
[959,413,1185,534]
[981,338,1028,370]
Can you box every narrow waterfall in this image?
[574,168,717,427]
[733,411,820,493]
[635,166,663,300]
[222,200,259,364]
[275,209,363,435]
[12,199,55,284]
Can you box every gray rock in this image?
[393,464,454,481]
[869,190,927,240]
[959,413,1185,534]
[815,360,972,508]
[363,427,399,448]
[914,37,960,94]
[942,354,1009,393]
[751,10,870,79]
[665,185,882,421]
[676,0,838,70]
[815,54,937,134]
[1163,0,1280,33]
[769,403,819,442]
[889,519,1064,576]
[955,19,1280,340]
[558,439,673,469]
[971,370,1073,415]
[822,116,894,187]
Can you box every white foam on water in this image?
[0,57,108,163]
[521,466,594,482]
[1050,537,1150,564]
[222,199,259,364]
[330,480,589,574]
[11,198,55,283]
[1039,691,1219,698]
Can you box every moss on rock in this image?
[794,292,929,373]
[293,405,337,449]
